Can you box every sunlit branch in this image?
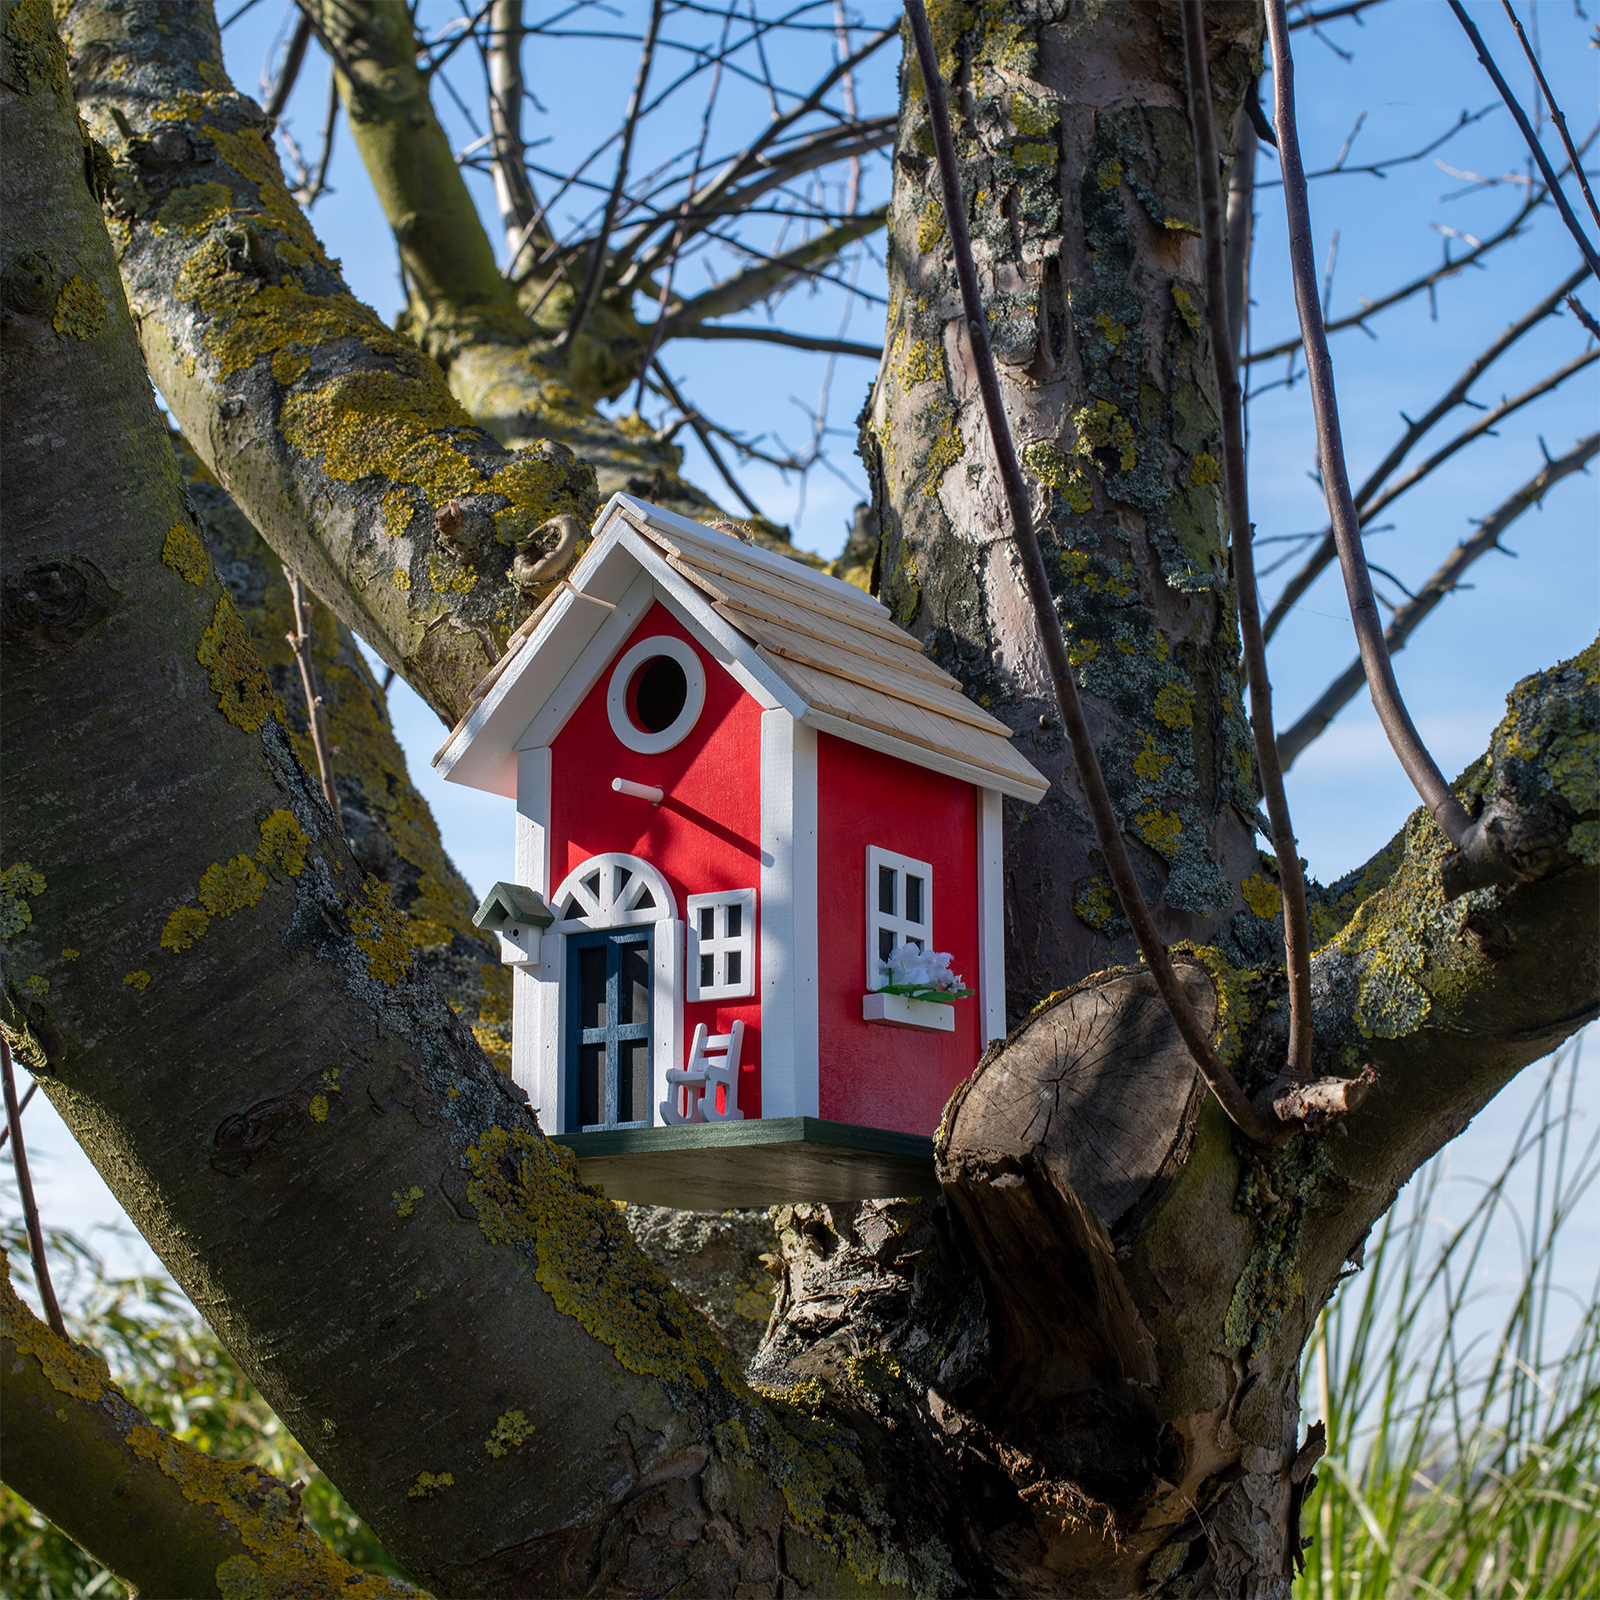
[487,0,546,276]
[1263,263,1591,641]
[906,0,1294,1147]
[1278,433,1599,769]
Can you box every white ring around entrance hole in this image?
[606,635,706,754]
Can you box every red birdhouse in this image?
[435,497,1047,1206]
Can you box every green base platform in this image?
[550,1117,939,1209]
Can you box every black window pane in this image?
[618,940,649,1025]
[619,1041,651,1124]
[906,875,924,924]
[726,950,740,986]
[634,886,655,909]
[613,866,632,900]
[582,871,600,898]
[578,944,607,1029]
[726,902,741,938]
[700,953,714,988]
[699,907,715,941]
[878,865,897,915]
[879,928,895,962]
[578,1043,604,1127]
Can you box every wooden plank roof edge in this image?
[731,616,1016,739]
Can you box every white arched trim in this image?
[551,852,677,930]
[534,852,683,1134]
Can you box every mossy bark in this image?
[865,0,1268,1015]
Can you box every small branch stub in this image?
[1271,1064,1379,1134]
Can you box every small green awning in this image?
[471,882,554,934]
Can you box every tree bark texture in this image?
[173,432,512,1065]
[865,0,1269,1015]
[5,0,1599,1594]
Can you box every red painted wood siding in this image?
[815,731,980,1135]
[547,602,765,1114]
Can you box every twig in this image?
[265,11,313,122]
[904,0,1289,1147]
[1567,294,1600,342]
[1183,0,1314,1082]
[487,0,542,277]
[2,1034,65,1338]
[1264,0,1483,870]
[282,568,341,816]
[562,0,663,350]
[1225,94,1259,361]
[1446,0,1600,278]
[1262,263,1591,640]
[1243,128,1599,365]
[668,324,881,360]
[0,1080,36,1150]
[1278,433,1599,767]
[652,361,767,521]
[1499,0,1600,234]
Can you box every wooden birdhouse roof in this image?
[433,495,1050,803]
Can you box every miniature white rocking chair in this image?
[660,1019,745,1125]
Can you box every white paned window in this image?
[686,889,756,1001]
[865,847,933,991]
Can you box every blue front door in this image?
[566,928,652,1131]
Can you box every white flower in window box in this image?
[863,941,972,1032]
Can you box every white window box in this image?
[861,991,955,1032]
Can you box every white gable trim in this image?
[513,568,656,753]
[800,709,1048,803]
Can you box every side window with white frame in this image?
[865,846,933,991]
[686,888,756,1001]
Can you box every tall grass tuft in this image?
[1302,1034,1600,1597]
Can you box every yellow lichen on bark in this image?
[162,522,212,584]
[197,595,282,733]
[256,810,309,877]
[51,273,106,340]
[349,879,411,984]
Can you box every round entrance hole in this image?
[629,654,689,733]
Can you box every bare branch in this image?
[1244,128,1598,365]
[906,0,1291,1147]
[1184,0,1314,1082]
[1265,0,1495,881]
[1278,433,1600,768]
[1263,263,1591,640]
[486,0,544,277]
[264,11,313,121]
[1499,0,1600,234]
[2,1034,64,1339]
[282,568,341,816]
[561,0,663,350]
[658,205,887,331]
[652,361,768,521]
[671,323,882,359]
[1446,0,1600,277]
[1568,293,1600,341]
[1255,102,1498,186]
[0,1079,36,1150]
[1287,0,1387,27]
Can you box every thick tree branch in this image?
[0,1263,405,1597]
[905,0,1289,1148]
[63,0,594,720]
[486,0,545,279]
[1277,433,1599,768]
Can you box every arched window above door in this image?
[552,853,676,931]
